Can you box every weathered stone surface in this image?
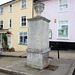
[34,2,45,15]
[27,52,50,69]
[27,15,50,69]
[27,48,50,53]
[28,17,50,50]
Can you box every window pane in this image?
[24,36,27,45]
[1,25,3,28]
[19,32,27,45]
[59,0,67,4]
[0,21,3,29]
[0,21,3,25]
[21,0,26,8]
[22,5,24,8]
[9,19,12,27]
[24,17,26,21]
[59,0,68,12]
[9,4,12,12]
[22,4,26,8]
[10,24,11,27]
[20,36,23,44]
[10,4,12,7]
[20,32,23,36]
[0,7,3,14]
[22,0,26,4]
[24,32,27,35]
[21,16,26,26]
[58,21,68,38]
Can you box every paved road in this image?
[50,50,75,60]
[0,57,25,67]
[0,72,9,75]
[0,57,25,75]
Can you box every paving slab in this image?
[0,58,74,75]
[0,50,75,75]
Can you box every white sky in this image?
[0,0,12,5]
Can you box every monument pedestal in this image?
[27,16,50,69]
[27,48,50,69]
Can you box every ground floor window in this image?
[19,32,27,45]
[49,29,52,39]
[58,20,68,38]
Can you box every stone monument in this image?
[27,2,50,69]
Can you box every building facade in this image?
[0,0,35,51]
[1,0,75,51]
[41,0,75,49]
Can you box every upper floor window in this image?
[0,20,3,29]
[21,16,26,27]
[9,4,12,12]
[19,32,27,45]
[9,18,12,28]
[21,0,27,9]
[0,7,3,15]
[58,0,68,12]
[58,20,68,39]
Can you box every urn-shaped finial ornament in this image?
[35,2,45,16]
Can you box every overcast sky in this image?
[0,0,12,5]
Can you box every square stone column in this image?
[27,16,50,69]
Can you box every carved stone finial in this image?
[35,2,45,16]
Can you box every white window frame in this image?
[57,20,69,39]
[0,20,3,29]
[9,4,12,12]
[9,18,12,28]
[18,32,28,45]
[58,0,68,12]
[20,15,27,27]
[21,0,27,9]
[0,7,4,15]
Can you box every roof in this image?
[0,0,47,7]
[33,0,49,2]
[0,0,16,7]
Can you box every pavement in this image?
[1,51,27,58]
[1,50,75,59]
[0,50,75,75]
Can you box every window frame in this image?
[21,0,27,9]
[20,15,27,27]
[0,20,3,29]
[9,4,12,12]
[57,20,69,39]
[18,32,28,45]
[0,7,4,15]
[58,0,68,12]
[49,29,52,39]
[9,18,12,28]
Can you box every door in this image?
[7,34,12,48]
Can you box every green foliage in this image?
[3,45,8,50]
[2,34,7,45]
